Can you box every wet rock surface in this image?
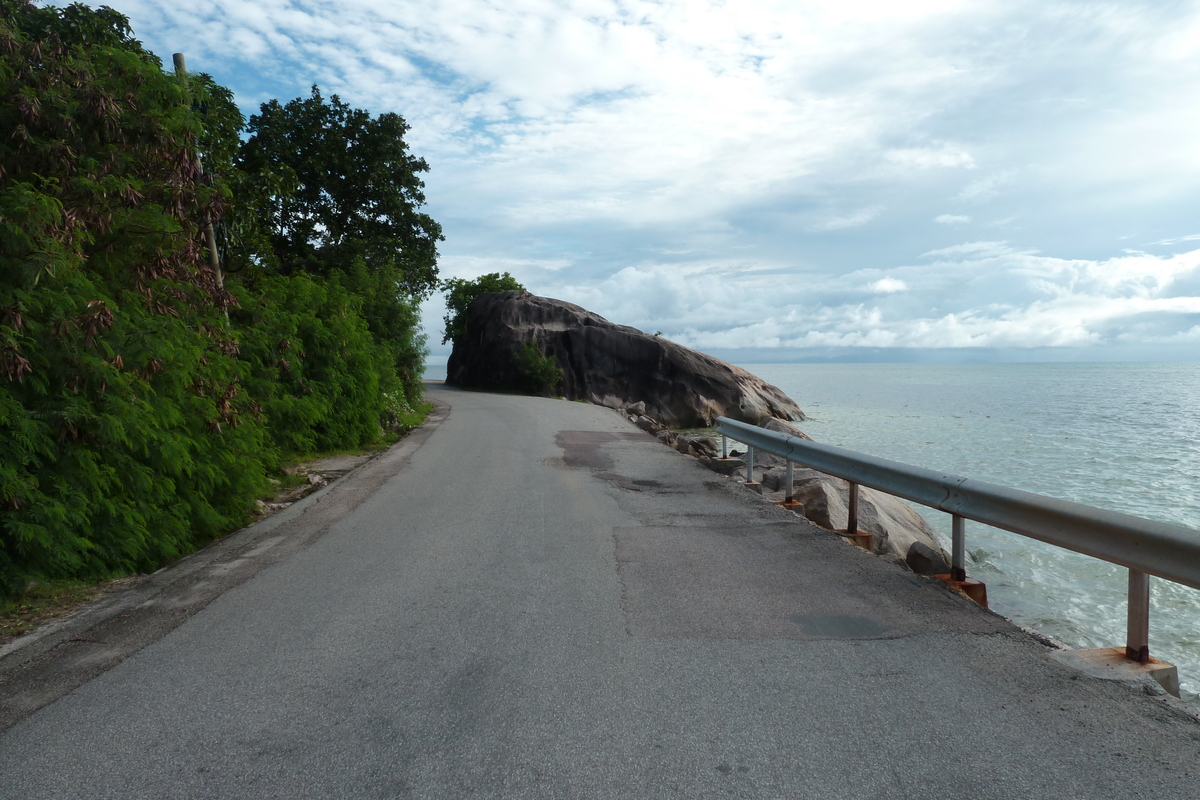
[446,290,804,428]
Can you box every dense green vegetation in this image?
[0,0,439,598]
[440,271,524,346]
[514,342,564,397]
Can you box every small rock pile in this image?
[255,471,329,515]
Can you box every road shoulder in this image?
[0,398,450,732]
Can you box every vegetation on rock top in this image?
[440,272,524,346]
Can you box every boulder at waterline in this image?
[750,416,815,468]
[906,541,952,576]
[761,466,947,562]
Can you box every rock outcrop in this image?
[446,291,804,427]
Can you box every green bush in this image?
[0,0,273,595]
[514,342,564,397]
[233,272,397,453]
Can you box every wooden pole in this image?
[172,53,225,294]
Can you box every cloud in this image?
[535,247,1200,353]
[957,173,1014,202]
[114,0,1200,360]
[806,206,883,232]
[1150,233,1200,246]
[868,278,908,293]
[437,255,574,280]
[885,146,976,170]
[921,241,1019,259]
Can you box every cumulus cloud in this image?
[536,247,1200,354]
[868,278,908,294]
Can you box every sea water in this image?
[738,362,1200,700]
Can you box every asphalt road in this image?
[1,384,1198,799]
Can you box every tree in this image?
[236,87,443,298]
[228,86,434,407]
[0,0,268,594]
[440,272,525,345]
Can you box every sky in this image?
[104,0,1200,362]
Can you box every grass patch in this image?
[392,400,434,437]
[275,400,435,478]
[0,579,131,646]
[259,470,307,501]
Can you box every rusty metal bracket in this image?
[934,574,989,607]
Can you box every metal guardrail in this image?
[715,416,1200,664]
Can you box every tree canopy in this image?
[237,87,443,298]
[441,272,526,345]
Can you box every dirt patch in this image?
[0,577,144,648]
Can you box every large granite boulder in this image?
[446,291,804,428]
[750,416,814,468]
[713,416,950,568]
[758,465,948,564]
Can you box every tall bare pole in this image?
[172,53,225,294]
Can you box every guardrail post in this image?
[785,460,794,504]
[1126,569,1150,663]
[746,446,755,483]
[721,434,728,459]
[952,514,967,582]
[847,481,858,535]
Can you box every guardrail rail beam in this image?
[714,414,1200,678]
